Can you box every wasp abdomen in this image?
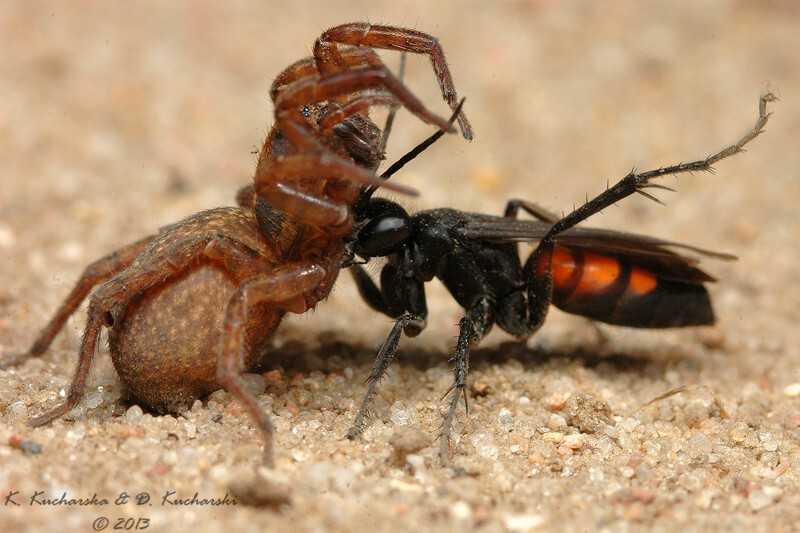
[548,246,714,328]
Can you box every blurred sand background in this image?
[2,1,799,531]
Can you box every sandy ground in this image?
[2,1,799,531]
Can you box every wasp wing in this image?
[455,213,735,284]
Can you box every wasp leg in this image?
[541,92,775,248]
[346,313,425,440]
[438,316,476,468]
[348,264,391,316]
[523,92,776,322]
[504,199,559,223]
[347,264,426,439]
[438,298,493,466]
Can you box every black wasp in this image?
[344,93,774,464]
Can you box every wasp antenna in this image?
[363,98,467,200]
[379,52,408,153]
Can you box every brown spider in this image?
[3,23,472,466]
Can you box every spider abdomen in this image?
[108,265,281,414]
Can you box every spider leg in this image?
[270,56,320,103]
[275,66,455,152]
[315,22,473,139]
[317,93,400,132]
[262,66,452,229]
[217,260,329,466]
[26,233,272,426]
[254,151,413,231]
[1,236,151,367]
[271,46,384,102]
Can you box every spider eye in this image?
[355,200,411,258]
[302,106,311,118]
